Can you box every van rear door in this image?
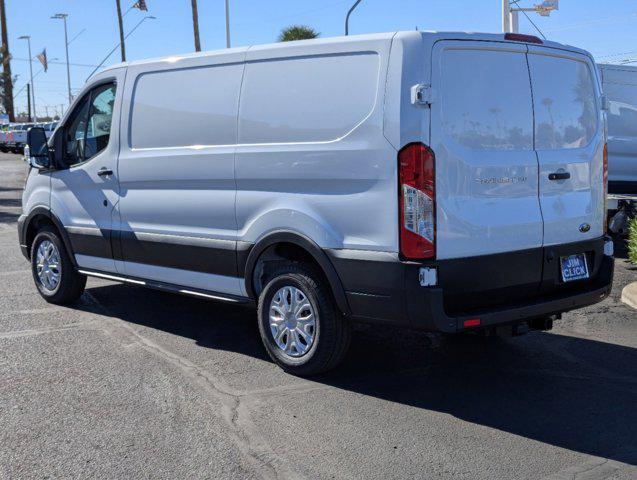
[430,41,544,261]
[527,47,605,246]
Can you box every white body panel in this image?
[430,39,604,258]
[528,46,604,245]
[49,67,127,274]
[599,63,637,187]
[236,36,397,251]
[23,31,605,297]
[430,41,543,259]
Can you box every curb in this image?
[620,282,637,310]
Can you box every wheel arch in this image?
[243,231,351,315]
[22,207,77,267]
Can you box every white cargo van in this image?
[21,32,614,375]
[599,63,637,194]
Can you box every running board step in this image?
[78,269,252,304]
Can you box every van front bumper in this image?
[327,236,614,333]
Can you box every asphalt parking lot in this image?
[0,152,635,479]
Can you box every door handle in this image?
[548,171,570,181]
[97,167,113,177]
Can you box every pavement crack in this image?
[0,321,98,339]
[83,291,304,480]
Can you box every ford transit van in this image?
[20,32,614,375]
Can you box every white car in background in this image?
[6,123,35,154]
[599,63,637,194]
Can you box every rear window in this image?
[528,54,597,149]
[440,48,533,150]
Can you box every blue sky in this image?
[7,0,637,118]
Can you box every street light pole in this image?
[18,35,36,121]
[191,0,201,52]
[225,0,231,48]
[51,13,72,106]
[345,0,363,35]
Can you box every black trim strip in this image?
[67,226,113,259]
[119,230,238,277]
[64,228,241,278]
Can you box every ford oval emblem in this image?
[579,223,591,233]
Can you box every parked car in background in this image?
[599,63,637,194]
[0,123,9,152]
[6,123,34,154]
[21,31,613,375]
[42,122,58,139]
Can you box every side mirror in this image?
[26,127,52,170]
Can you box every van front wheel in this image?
[257,263,350,376]
[30,226,86,304]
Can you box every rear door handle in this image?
[97,167,113,177]
[548,172,570,181]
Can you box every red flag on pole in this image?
[36,48,48,72]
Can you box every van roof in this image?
[97,30,592,76]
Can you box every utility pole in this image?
[191,0,201,52]
[115,0,126,61]
[225,0,231,48]
[0,0,14,122]
[503,1,559,33]
[26,83,31,122]
[18,36,36,121]
[51,14,72,106]
[502,0,511,33]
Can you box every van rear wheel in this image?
[257,262,351,376]
[30,226,86,304]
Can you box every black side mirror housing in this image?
[26,127,52,170]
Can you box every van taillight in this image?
[603,143,608,233]
[398,143,435,259]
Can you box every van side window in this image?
[64,97,90,166]
[85,84,116,159]
[63,82,116,167]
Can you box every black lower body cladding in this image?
[327,236,614,333]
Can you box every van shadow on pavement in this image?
[79,282,637,467]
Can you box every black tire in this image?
[257,262,351,376]
[30,226,86,304]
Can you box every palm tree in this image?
[278,25,319,42]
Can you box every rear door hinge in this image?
[411,84,432,107]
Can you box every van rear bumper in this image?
[326,236,614,333]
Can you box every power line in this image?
[11,56,98,68]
